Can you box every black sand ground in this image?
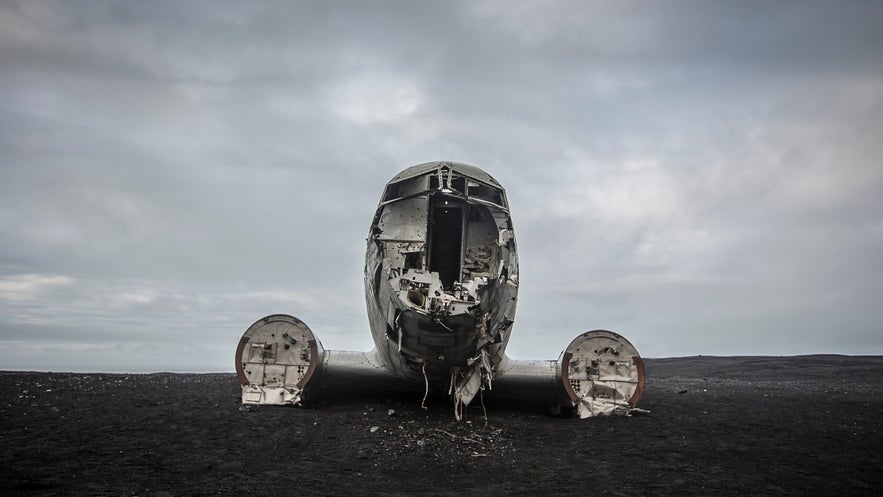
[2,355,882,496]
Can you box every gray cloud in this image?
[1,0,882,371]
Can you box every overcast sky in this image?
[2,0,882,372]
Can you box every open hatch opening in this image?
[428,197,463,289]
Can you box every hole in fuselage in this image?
[428,198,462,289]
[404,251,422,270]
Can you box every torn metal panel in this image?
[393,268,481,317]
[453,367,482,409]
[452,349,494,420]
[241,384,302,405]
[377,196,428,241]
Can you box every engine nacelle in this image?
[235,314,325,405]
[559,330,645,417]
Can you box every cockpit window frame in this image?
[381,171,508,210]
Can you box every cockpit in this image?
[370,163,516,317]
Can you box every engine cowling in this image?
[235,314,324,405]
[559,330,645,418]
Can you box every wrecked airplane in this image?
[235,162,644,418]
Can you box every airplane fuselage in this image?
[363,162,518,391]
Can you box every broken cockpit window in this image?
[467,180,504,206]
[383,174,430,202]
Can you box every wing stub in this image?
[235,314,326,405]
[559,330,645,417]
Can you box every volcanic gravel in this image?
[2,355,882,496]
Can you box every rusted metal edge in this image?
[295,339,319,389]
[560,351,580,403]
[628,355,645,406]
[235,335,250,386]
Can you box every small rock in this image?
[50,406,60,413]
[387,409,396,417]
[417,428,425,435]
[369,426,380,433]
[238,405,252,412]
[416,439,426,448]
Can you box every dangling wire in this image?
[421,362,429,410]
[454,394,463,422]
[451,368,463,421]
